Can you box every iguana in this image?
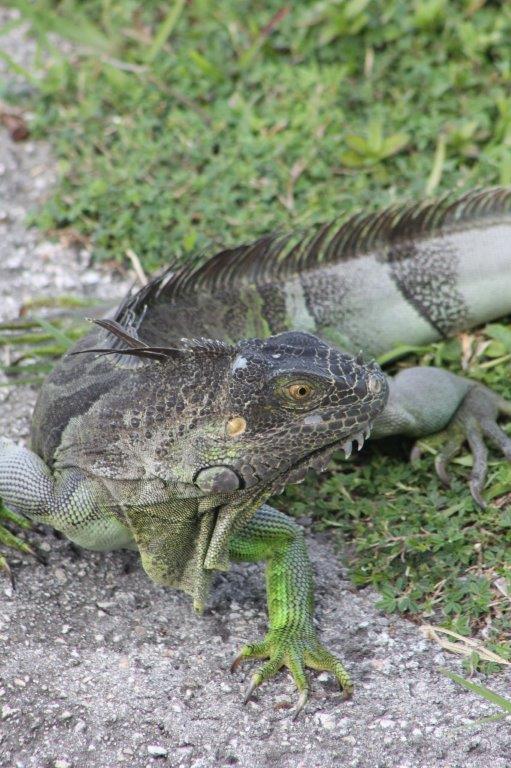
[1,186,511,715]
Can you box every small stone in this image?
[315,712,336,730]
[54,760,72,768]
[147,745,168,758]
[1,705,17,719]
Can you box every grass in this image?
[1,1,511,665]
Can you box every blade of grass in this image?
[0,49,38,84]
[145,0,186,63]
[9,0,114,53]
[34,319,76,350]
[377,344,430,366]
[439,668,511,713]
[423,625,511,665]
[425,133,446,196]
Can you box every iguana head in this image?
[70,322,388,604]
[188,331,388,495]
[74,321,388,496]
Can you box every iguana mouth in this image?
[269,420,374,493]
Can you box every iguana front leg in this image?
[229,504,352,718]
[372,368,511,506]
[0,438,134,551]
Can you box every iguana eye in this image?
[287,382,314,401]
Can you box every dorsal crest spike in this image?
[71,320,234,362]
[112,186,511,326]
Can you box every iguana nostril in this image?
[194,465,242,493]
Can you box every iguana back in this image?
[115,187,511,355]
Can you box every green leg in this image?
[229,504,352,717]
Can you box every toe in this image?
[466,427,488,508]
[230,640,269,672]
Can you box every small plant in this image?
[340,119,409,168]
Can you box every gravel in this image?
[1,11,511,768]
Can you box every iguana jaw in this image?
[271,418,375,493]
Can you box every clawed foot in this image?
[0,503,37,588]
[231,627,352,719]
[427,385,511,508]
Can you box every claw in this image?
[469,479,487,509]
[292,689,309,720]
[353,432,365,452]
[434,455,451,487]
[409,444,422,464]
[342,440,353,459]
[341,686,353,701]
[0,555,15,590]
[230,652,244,674]
[243,675,260,705]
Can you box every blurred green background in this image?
[2,0,511,270]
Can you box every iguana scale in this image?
[1,186,511,715]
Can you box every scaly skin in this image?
[0,327,387,713]
[108,186,511,505]
[229,505,352,717]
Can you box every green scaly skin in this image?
[229,505,352,715]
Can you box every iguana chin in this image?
[1,185,511,715]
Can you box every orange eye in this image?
[287,382,314,401]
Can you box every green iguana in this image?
[1,186,511,716]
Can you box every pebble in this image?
[315,712,337,730]
[147,745,168,758]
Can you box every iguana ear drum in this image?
[194,465,243,493]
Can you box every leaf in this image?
[344,133,370,154]
[381,132,410,158]
[485,324,511,352]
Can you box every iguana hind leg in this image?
[371,368,511,506]
[0,438,134,551]
[229,504,352,718]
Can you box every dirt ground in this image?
[1,11,511,768]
